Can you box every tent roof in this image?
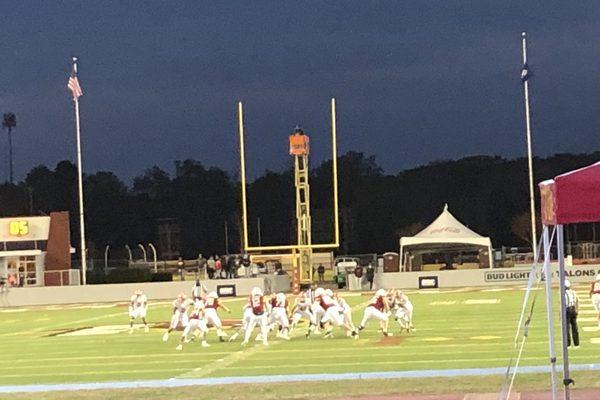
[539,161,600,225]
[400,204,491,248]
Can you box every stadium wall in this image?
[348,264,600,290]
[0,275,291,308]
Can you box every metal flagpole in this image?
[70,57,88,285]
[521,32,538,260]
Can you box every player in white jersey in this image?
[269,292,290,340]
[333,292,356,336]
[290,291,314,334]
[204,291,231,341]
[315,289,358,339]
[306,287,326,337]
[357,289,392,337]
[163,293,191,342]
[128,290,149,334]
[242,287,270,346]
[389,289,414,332]
[176,297,210,350]
[590,274,600,328]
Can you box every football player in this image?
[357,288,392,336]
[163,293,191,342]
[176,296,210,350]
[204,291,231,341]
[242,287,270,346]
[591,273,600,328]
[269,292,290,340]
[128,289,149,334]
[290,291,314,334]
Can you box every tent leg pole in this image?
[557,224,572,400]
[543,225,558,400]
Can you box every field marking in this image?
[583,327,600,332]
[430,301,457,306]
[470,336,502,340]
[578,317,598,322]
[464,299,501,305]
[1,347,543,371]
[2,364,600,393]
[423,337,452,342]
[590,338,600,344]
[578,310,598,315]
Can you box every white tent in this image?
[399,204,493,271]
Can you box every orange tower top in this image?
[289,126,310,156]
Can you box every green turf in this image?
[0,286,597,387]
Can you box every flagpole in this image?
[521,32,538,261]
[72,57,88,285]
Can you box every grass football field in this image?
[0,286,598,399]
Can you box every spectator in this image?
[317,264,325,282]
[7,274,16,287]
[226,256,236,279]
[365,263,375,290]
[177,257,185,281]
[215,256,222,279]
[207,256,216,279]
[251,262,259,277]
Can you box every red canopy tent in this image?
[537,161,600,399]
[540,161,600,225]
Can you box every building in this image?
[0,212,77,286]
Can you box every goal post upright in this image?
[237,99,340,291]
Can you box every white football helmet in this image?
[208,291,218,298]
[376,288,386,297]
[314,287,325,297]
[251,287,263,296]
[276,292,286,302]
[325,289,333,297]
[596,273,600,281]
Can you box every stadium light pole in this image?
[521,32,538,260]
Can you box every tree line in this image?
[0,150,599,260]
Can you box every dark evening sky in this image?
[1,1,599,182]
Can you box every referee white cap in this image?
[564,279,571,289]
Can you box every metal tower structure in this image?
[289,127,313,289]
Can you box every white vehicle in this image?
[333,257,359,276]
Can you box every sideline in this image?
[1,364,599,394]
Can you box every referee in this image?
[565,279,580,349]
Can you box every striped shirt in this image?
[565,289,579,309]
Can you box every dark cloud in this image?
[1,1,599,182]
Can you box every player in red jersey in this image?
[357,289,392,336]
[317,289,358,339]
[176,297,210,350]
[242,287,270,346]
[269,292,290,340]
[204,291,231,341]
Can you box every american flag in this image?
[68,75,83,100]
